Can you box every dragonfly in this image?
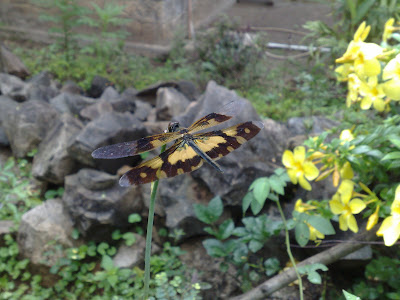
[91,101,264,186]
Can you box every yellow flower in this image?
[282,146,319,191]
[377,185,400,246]
[335,63,353,81]
[346,73,362,107]
[354,43,383,78]
[354,21,371,42]
[340,161,354,180]
[294,199,316,213]
[383,18,395,43]
[367,206,380,231]
[359,76,386,111]
[329,180,366,233]
[382,54,400,100]
[340,130,354,142]
[308,223,325,241]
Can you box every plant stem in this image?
[143,144,166,299]
[276,198,304,300]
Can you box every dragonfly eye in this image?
[167,121,180,133]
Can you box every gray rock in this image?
[0,72,28,102]
[80,100,114,120]
[17,199,75,266]
[32,113,83,184]
[78,168,117,190]
[0,220,14,236]
[61,81,83,95]
[0,128,9,146]
[50,92,96,115]
[87,75,113,98]
[156,87,190,121]
[67,111,148,167]
[0,45,30,79]
[0,96,17,146]
[174,81,276,206]
[136,80,198,105]
[287,116,339,136]
[63,169,143,239]
[2,100,59,157]
[133,100,152,121]
[100,86,119,100]
[112,234,160,268]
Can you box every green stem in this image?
[143,144,166,299]
[276,198,304,300]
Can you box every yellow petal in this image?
[282,150,294,167]
[298,175,312,191]
[377,216,394,236]
[339,213,349,231]
[378,216,400,246]
[395,184,400,202]
[373,98,386,112]
[330,197,345,214]
[354,21,367,41]
[339,180,354,205]
[340,161,354,180]
[362,58,382,77]
[303,161,319,181]
[366,206,379,231]
[349,198,366,214]
[347,214,359,233]
[360,95,372,110]
[293,146,306,162]
[295,199,304,213]
[383,78,400,100]
[287,169,298,184]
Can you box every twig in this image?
[231,227,379,300]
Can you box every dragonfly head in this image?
[167,121,181,133]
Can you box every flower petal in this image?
[349,198,366,214]
[298,175,312,191]
[339,180,354,205]
[287,169,298,184]
[347,214,359,233]
[303,161,319,181]
[330,197,345,214]
[293,146,306,163]
[378,217,400,246]
[339,214,349,231]
[282,150,294,167]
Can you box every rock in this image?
[67,111,148,168]
[2,100,59,157]
[120,87,138,102]
[133,100,152,121]
[156,87,190,121]
[61,81,84,95]
[63,169,143,239]
[50,92,96,115]
[0,96,18,146]
[87,75,114,98]
[32,113,84,184]
[136,80,198,105]
[0,44,30,79]
[173,81,277,206]
[78,168,117,190]
[112,234,160,268]
[80,101,114,120]
[17,199,75,266]
[287,116,339,136]
[263,118,291,153]
[25,71,59,101]
[100,86,119,100]
[0,72,28,102]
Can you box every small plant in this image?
[194,196,282,291]
[0,157,41,223]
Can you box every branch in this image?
[231,228,379,300]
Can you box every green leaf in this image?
[253,178,270,205]
[298,263,328,285]
[382,151,400,160]
[343,289,361,300]
[388,136,400,148]
[269,175,285,195]
[264,257,280,276]
[242,192,253,214]
[250,197,263,215]
[202,239,228,258]
[218,219,234,240]
[307,215,335,235]
[122,232,136,246]
[101,255,114,271]
[352,145,372,154]
[128,213,141,223]
[249,240,263,253]
[354,0,377,25]
[71,228,80,240]
[97,242,109,255]
[112,230,122,240]
[194,196,223,224]
[295,222,309,247]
